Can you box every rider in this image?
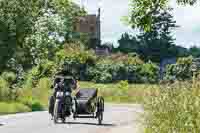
[48,69,79,117]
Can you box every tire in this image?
[98,111,103,125]
[98,97,104,112]
[61,117,65,123]
[97,97,104,125]
[49,96,54,115]
[53,99,60,124]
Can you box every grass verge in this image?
[144,81,200,132]
[0,102,31,115]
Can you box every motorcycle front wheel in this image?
[53,99,60,124]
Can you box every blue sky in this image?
[74,0,200,48]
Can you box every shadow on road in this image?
[0,123,4,126]
[56,121,116,127]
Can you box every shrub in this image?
[31,99,45,112]
[140,61,159,83]
[30,60,57,80]
[56,48,96,79]
[0,77,9,101]
[88,55,159,83]
[1,72,16,83]
[165,56,194,81]
[0,72,22,101]
[88,60,113,83]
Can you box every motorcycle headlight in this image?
[56,92,64,97]
[65,92,71,96]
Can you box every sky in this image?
[74,0,200,48]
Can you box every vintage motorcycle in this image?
[49,76,104,125]
[50,76,75,123]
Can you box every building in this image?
[75,8,101,43]
[75,8,112,56]
[95,45,112,56]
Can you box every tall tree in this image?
[117,33,139,53]
[0,0,85,72]
[137,8,178,62]
[127,0,198,31]
[189,46,200,58]
[0,0,44,71]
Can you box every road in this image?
[0,104,144,133]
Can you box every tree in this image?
[0,20,16,70]
[137,8,178,62]
[24,9,69,65]
[127,0,198,31]
[117,33,139,53]
[0,0,44,71]
[189,46,200,58]
[0,0,86,72]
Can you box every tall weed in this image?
[145,81,200,132]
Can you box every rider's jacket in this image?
[53,80,73,97]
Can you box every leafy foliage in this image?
[127,0,198,32]
[0,77,10,101]
[189,46,200,58]
[56,44,96,79]
[88,54,159,83]
[24,9,68,65]
[165,56,194,81]
[117,33,139,53]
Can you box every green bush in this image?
[56,48,96,79]
[1,71,17,83]
[0,72,22,101]
[30,60,57,80]
[140,61,159,83]
[87,60,113,83]
[31,99,45,112]
[88,55,159,83]
[165,56,194,81]
[0,77,9,101]
[0,102,31,115]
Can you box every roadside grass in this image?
[144,81,200,132]
[0,102,31,115]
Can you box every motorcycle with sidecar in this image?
[49,76,104,125]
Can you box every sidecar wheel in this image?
[61,118,65,123]
[98,112,103,125]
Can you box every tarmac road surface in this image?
[0,104,144,133]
